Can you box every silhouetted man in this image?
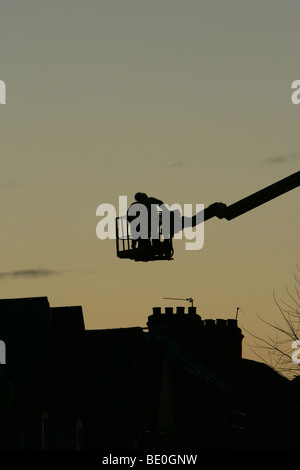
[127,192,164,249]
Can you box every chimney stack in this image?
[146,305,244,365]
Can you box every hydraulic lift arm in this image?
[116,170,299,262]
[185,170,300,228]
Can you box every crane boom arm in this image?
[186,171,300,228]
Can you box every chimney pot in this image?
[176,306,185,315]
[226,319,238,328]
[165,307,173,315]
[152,307,161,316]
[188,306,197,315]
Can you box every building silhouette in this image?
[0,296,299,450]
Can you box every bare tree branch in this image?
[246,267,300,379]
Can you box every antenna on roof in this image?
[163,297,194,307]
[235,306,245,320]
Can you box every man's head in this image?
[134,192,148,202]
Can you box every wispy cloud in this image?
[0,182,21,189]
[264,154,300,165]
[0,267,99,280]
[0,268,60,279]
[165,159,185,169]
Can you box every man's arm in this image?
[149,197,164,206]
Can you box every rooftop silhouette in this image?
[0,295,300,450]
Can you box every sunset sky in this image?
[1,1,299,364]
